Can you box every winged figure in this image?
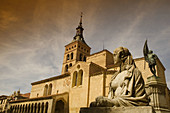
[143,40,158,76]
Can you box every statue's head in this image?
[149,50,153,54]
[113,47,134,66]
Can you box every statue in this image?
[143,40,158,77]
[90,47,149,107]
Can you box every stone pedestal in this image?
[145,76,170,113]
[80,106,155,113]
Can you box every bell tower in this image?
[61,13,91,74]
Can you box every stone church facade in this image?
[3,16,170,113]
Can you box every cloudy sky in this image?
[0,0,170,95]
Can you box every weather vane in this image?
[143,40,158,77]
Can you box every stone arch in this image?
[66,54,69,60]
[20,105,22,113]
[28,104,30,113]
[25,104,27,113]
[45,102,48,113]
[79,53,83,61]
[78,70,83,86]
[34,103,37,113]
[65,64,68,72]
[44,84,48,96]
[10,106,13,113]
[13,106,15,113]
[37,103,40,113]
[17,105,19,113]
[41,102,44,113]
[31,103,34,113]
[55,100,65,113]
[22,104,25,113]
[71,52,74,59]
[48,83,52,95]
[72,71,78,87]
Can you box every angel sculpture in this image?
[143,40,158,76]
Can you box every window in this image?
[79,53,83,61]
[69,63,72,67]
[78,70,83,86]
[48,83,52,95]
[71,53,73,59]
[83,56,86,62]
[72,71,78,87]
[44,84,48,96]
[65,65,68,72]
[67,54,69,60]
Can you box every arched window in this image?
[28,104,30,113]
[72,71,78,87]
[65,65,68,72]
[67,54,69,60]
[44,84,48,96]
[71,53,73,59]
[69,63,72,67]
[83,56,86,62]
[41,103,44,113]
[31,104,34,113]
[78,70,83,86]
[48,83,52,95]
[45,102,48,113]
[37,103,40,113]
[79,53,83,61]
[20,105,22,113]
[34,103,37,113]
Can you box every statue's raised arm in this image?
[143,40,149,63]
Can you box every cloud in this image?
[0,0,170,95]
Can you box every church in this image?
[1,15,170,113]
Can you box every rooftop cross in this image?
[79,12,83,27]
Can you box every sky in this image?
[0,0,170,95]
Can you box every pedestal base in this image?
[80,106,155,113]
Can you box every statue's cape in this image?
[109,64,149,106]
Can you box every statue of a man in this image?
[143,40,157,76]
[90,47,149,107]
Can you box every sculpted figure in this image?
[143,40,158,76]
[90,47,149,107]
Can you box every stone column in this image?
[22,105,25,113]
[17,105,20,113]
[43,104,47,113]
[36,105,39,113]
[32,105,35,113]
[12,106,15,113]
[39,104,43,113]
[26,105,29,113]
[24,105,27,113]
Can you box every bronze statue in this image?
[143,40,158,76]
[90,47,149,107]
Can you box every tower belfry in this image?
[61,13,91,74]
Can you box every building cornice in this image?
[31,73,70,85]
